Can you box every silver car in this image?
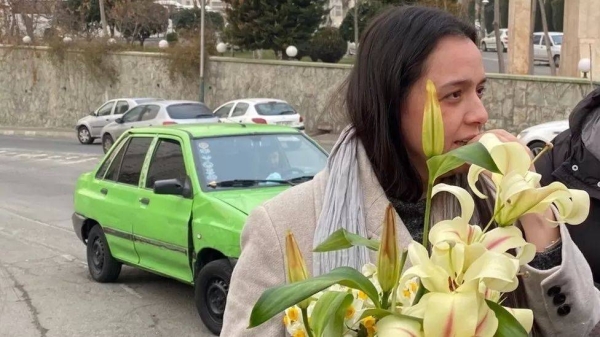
[75,97,163,144]
[100,100,219,153]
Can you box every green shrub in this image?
[310,27,347,63]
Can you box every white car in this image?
[480,29,508,52]
[213,98,304,130]
[100,100,219,153]
[517,120,569,155]
[533,32,562,67]
[75,97,163,144]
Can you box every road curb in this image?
[0,128,74,139]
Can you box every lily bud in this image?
[285,231,311,309]
[377,204,401,294]
[422,79,445,158]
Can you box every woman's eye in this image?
[476,87,487,98]
[445,91,462,100]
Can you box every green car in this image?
[71,123,328,334]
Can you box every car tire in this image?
[102,134,114,154]
[195,259,233,336]
[77,126,94,144]
[481,42,487,52]
[553,55,560,67]
[86,225,122,283]
[528,141,547,156]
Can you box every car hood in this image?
[77,115,94,124]
[209,187,289,215]
[525,120,568,132]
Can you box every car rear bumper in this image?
[72,212,86,243]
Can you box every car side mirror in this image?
[91,111,97,116]
[153,177,192,198]
[115,118,123,124]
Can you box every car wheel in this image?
[86,225,122,283]
[195,259,233,336]
[77,126,94,144]
[102,134,114,154]
[528,141,547,156]
[553,55,560,67]
[481,42,487,52]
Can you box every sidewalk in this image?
[0,126,341,149]
[0,126,73,139]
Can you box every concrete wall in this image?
[0,46,597,135]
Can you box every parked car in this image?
[75,98,163,144]
[213,98,304,130]
[533,32,562,67]
[101,100,219,153]
[72,123,328,335]
[517,119,569,155]
[480,29,508,52]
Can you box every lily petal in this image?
[467,165,489,199]
[377,314,424,337]
[432,184,475,221]
[481,227,536,265]
[553,189,590,225]
[462,251,520,293]
[422,79,445,158]
[475,296,498,337]
[504,307,534,333]
[422,292,479,337]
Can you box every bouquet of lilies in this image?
[248,80,590,337]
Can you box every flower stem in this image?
[381,290,391,309]
[301,307,314,337]
[422,183,434,249]
[531,142,553,165]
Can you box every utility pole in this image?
[493,0,505,73]
[353,0,359,46]
[99,0,109,37]
[199,0,206,102]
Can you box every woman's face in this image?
[401,35,488,169]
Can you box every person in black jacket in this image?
[536,87,600,286]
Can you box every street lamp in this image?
[158,39,169,49]
[579,58,591,78]
[286,45,298,58]
[22,36,32,44]
[107,38,116,45]
[216,42,227,54]
[63,36,73,44]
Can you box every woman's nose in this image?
[465,96,489,126]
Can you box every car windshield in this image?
[193,133,328,190]
[552,34,562,45]
[255,102,297,116]
[167,103,213,119]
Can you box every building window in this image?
[334,5,342,17]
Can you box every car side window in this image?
[214,103,234,118]
[104,139,130,182]
[97,102,115,116]
[122,106,145,123]
[145,139,186,189]
[533,35,542,45]
[96,140,125,179]
[140,105,160,121]
[231,103,249,117]
[116,137,153,186]
[115,101,130,115]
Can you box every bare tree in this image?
[353,0,358,45]
[493,0,505,72]
[538,0,556,75]
[529,0,537,74]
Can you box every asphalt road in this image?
[481,51,552,76]
[0,134,336,337]
[0,135,213,337]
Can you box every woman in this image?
[535,88,600,287]
[221,6,600,336]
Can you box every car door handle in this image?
[139,198,150,205]
[100,188,108,195]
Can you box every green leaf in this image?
[249,267,380,328]
[313,228,380,252]
[427,142,500,182]
[486,300,529,337]
[358,308,423,324]
[311,291,354,337]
